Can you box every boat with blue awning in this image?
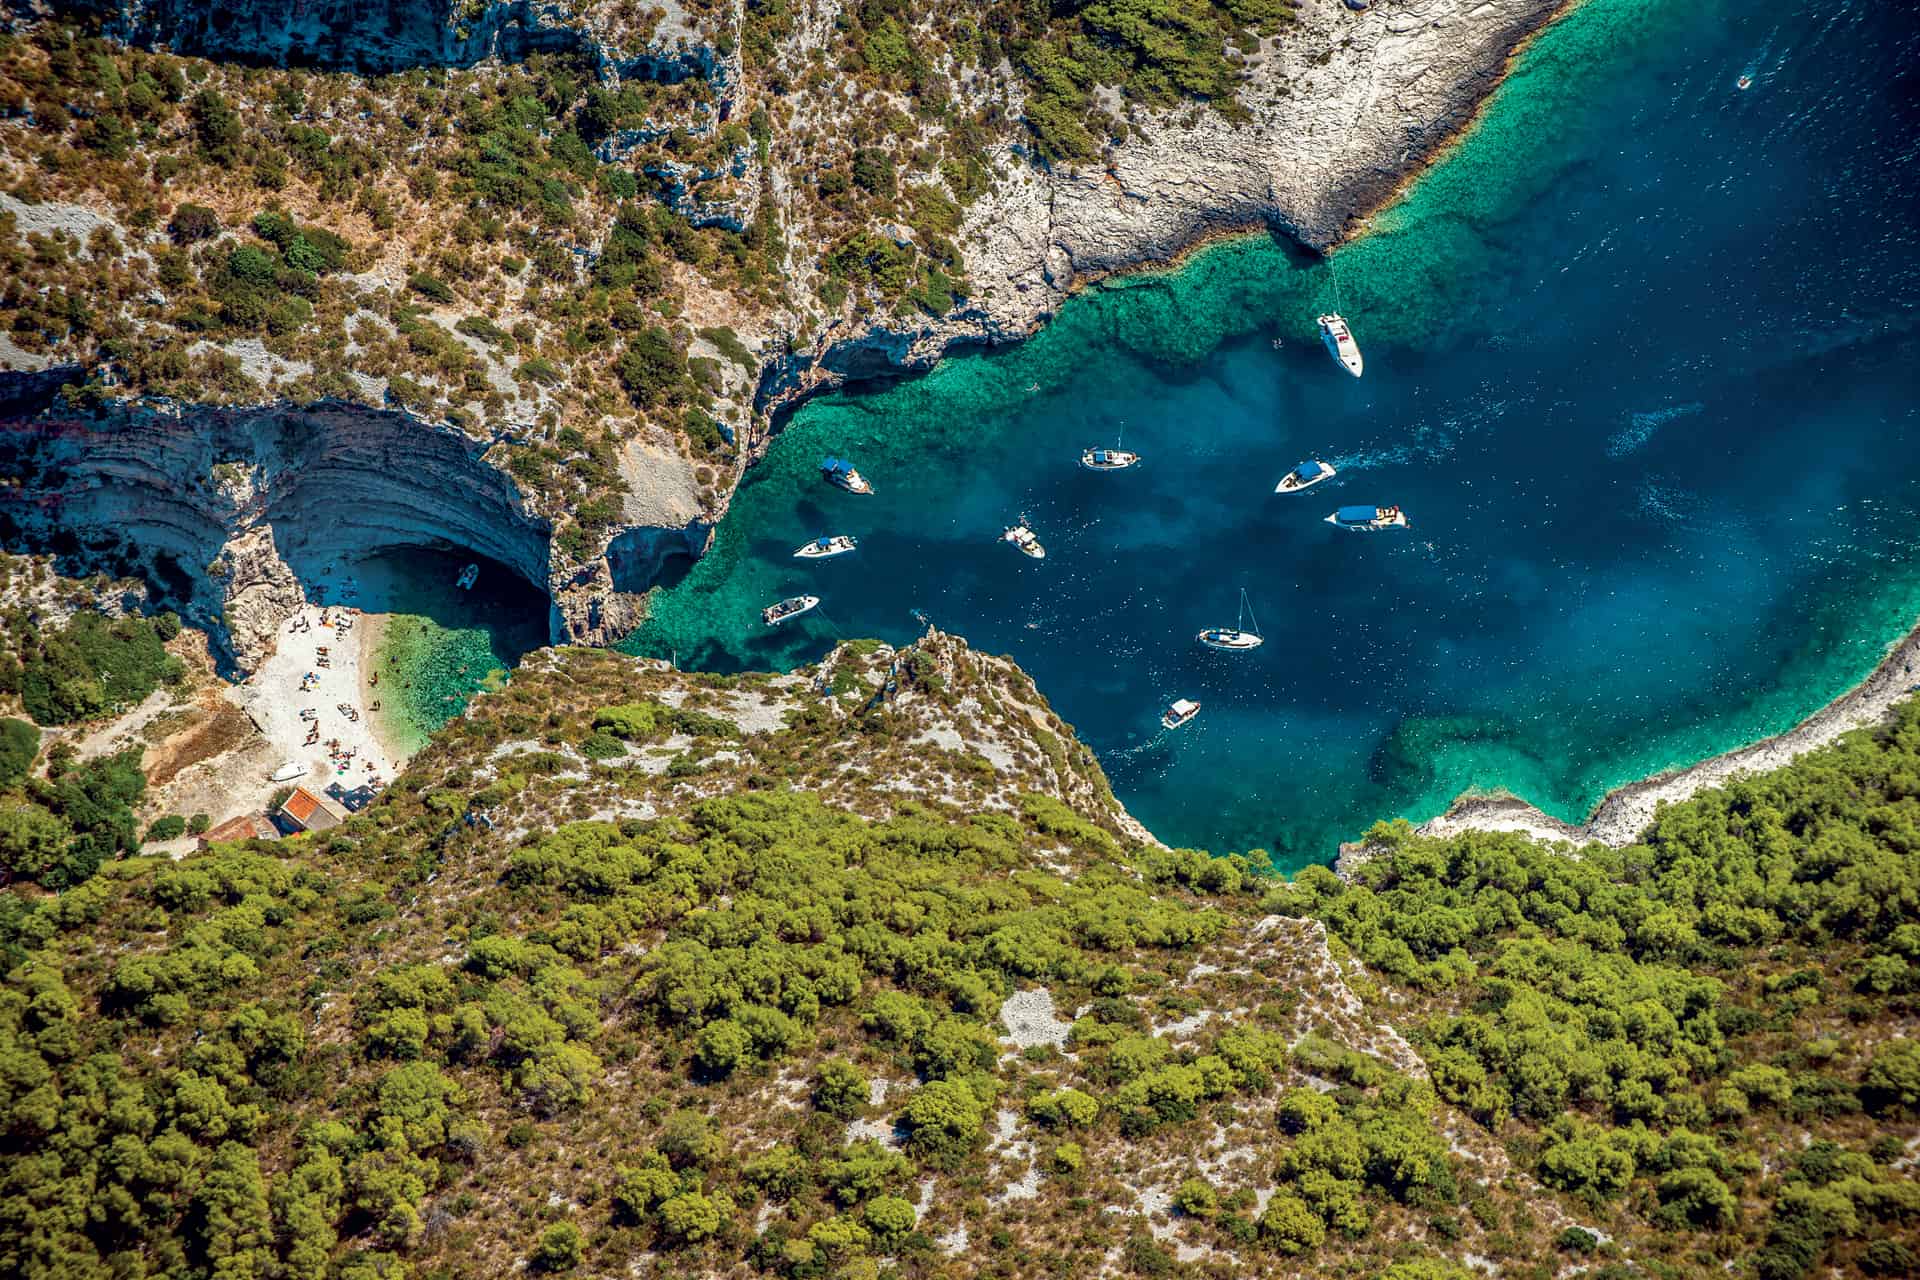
[1081,445,1141,471]
[820,457,873,494]
[1275,459,1337,494]
[794,535,858,559]
[1325,504,1409,532]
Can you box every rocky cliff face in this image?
[0,385,672,670]
[757,0,1560,414]
[80,0,730,79]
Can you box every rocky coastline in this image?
[1402,614,1920,854]
[1,0,1569,673]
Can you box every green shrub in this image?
[145,815,187,843]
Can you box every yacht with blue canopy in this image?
[1275,459,1337,494]
[794,535,858,559]
[820,456,873,494]
[1325,504,1409,532]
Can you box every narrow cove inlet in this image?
[622,0,1920,869]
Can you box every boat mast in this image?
[1241,587,1260,638]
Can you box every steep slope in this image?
[5,628,1920,1279]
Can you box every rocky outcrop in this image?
[0,386,681,669]
[760,0,1563,414]
[78,0,734,81]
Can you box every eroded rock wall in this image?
[0,390,678,669]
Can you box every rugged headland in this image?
[0,0,1561,667]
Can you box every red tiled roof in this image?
[282,788,323,824]
[198,814,276,846]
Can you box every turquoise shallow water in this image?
[621,0,1920,868]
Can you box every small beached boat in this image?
[1081,446,1141,471]
[270,761,309,783]
[1002,524,1046,560]
[1325,504,1410,533]
[1276,459,1337,495]
[762,595,820,626]
[821,456,874,494]
[1318,313,1364,378]
[794,535,858,559]
[1161,698,1201,730]
[455,563,479,590]
[1198,588,1265,652]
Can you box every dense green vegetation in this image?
[1268,702,1920,1278]
[0,609,184,726]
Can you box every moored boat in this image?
[1198,587,1264,651]
[821,457,874,494]
[1317,313,1364,378]
[1325,504,1410,533]
[794,535,858,559]
[1002,524,1046,560]
[1161,698,1201,730]
[1275,460,1337,494]
[762,595,820,626]
[1081,446,1141,471]
[455,562,479,590]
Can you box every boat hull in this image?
[794,539,857,559]
[1197,631,1263,651]
[1081,450,1141,471]
[763,596,820,626]
[1276,464,1337,495]
[1317,315,1364,378]
[1324,513,1410,532]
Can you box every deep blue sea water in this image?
[621,0,1920,868]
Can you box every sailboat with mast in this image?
[1081,427,1140,471]
[1197,587,1264,651]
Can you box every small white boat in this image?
[1276,459,1337,494]
[1325,504,1410,533]
[821,456,874,494]
[270,761,308,783]
[1081,446,1141,471]
[794,535,858,559]
[1161,698,1201,730]
[1318,313,1364,378]
[762,595,820,626]
[1737,74,1753,90]
[1198,588,1264,652]
[1002,524,1046,560]
[455,563,479,590]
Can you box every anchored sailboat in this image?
[1198,588,1264,651]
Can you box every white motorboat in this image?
[762,594,820,626]
[821,456,874,494]
[270,761,308,783]
[1198,588,1265,651]
[455,562,479,590]
[794,535,858,559]
[1081,446,1141,471]
[1002,524,1046,560]
[1325,504,1410,533]
[1276,459,1337,494]
[1161,698,1201,730]
[1317,313,1364,378]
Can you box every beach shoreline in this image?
[1418,613,1920,849]
[357,611,418,771]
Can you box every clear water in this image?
[621,0,1920,868]
[327,549,549,755]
